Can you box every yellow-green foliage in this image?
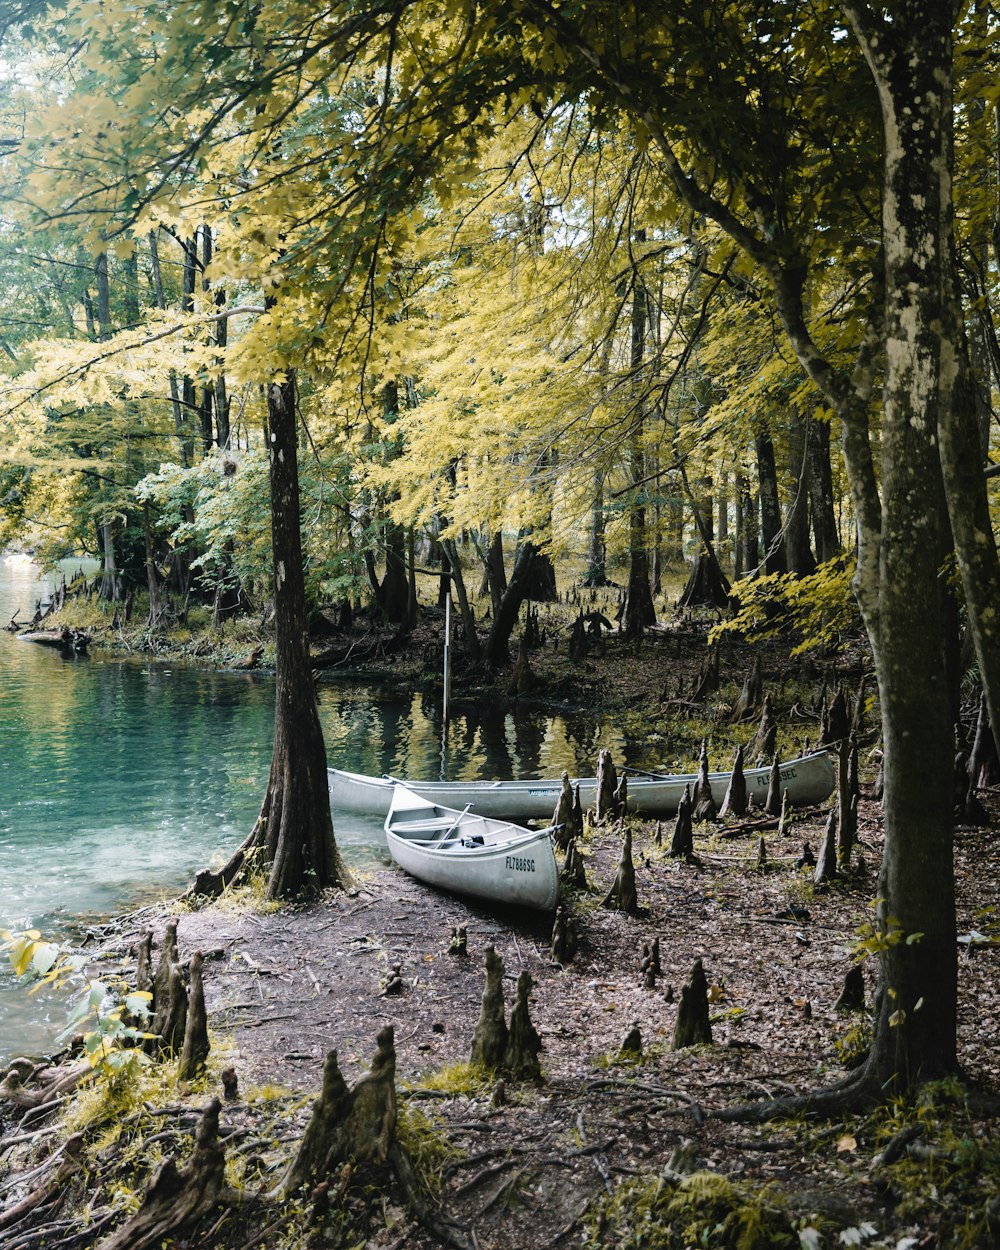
[1,929,154,1082]
[395,1104,465,1200]
[408,1062,494,1098]
[585,1171,797,1250]
[858,1083,1000,1248]
[711,556,858,656]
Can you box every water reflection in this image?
[0,555,647,1060]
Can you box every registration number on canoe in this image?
[753,766,797,787]
[506,855,536,873]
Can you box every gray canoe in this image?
[384,784,559,910]
[330,748,834,821]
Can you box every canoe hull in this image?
[331,749,834,821]
[384,786,559,910]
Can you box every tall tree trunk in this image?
[442,537,482,663]
[485,541,538,668]
[198,224,214,454]
[148,230,193,467]
[806,413,840,563]
[583,469,609,586]
[378,520,410,625]
[143,501,161,627]
[194,372,347,899]
[754,427,787,575]
[375,380,413,625]
[834,1,960,1087]
[733,476,745,579]
[784,410,816,576]
[739,471,759,574]
[99,521,121,602]
[622,246,656,638]
[478,529,507,614]
[260,371,345,898]
[180,234,198,447]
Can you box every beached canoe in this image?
[384,784,560,910]
[330,748,835,822]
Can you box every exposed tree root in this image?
[0,1134,83,1233]
[95,1099,230,1250]
[0,1062,90,1109]
[711,1068,883,1123]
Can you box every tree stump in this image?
[669,784,694,858]
[594,748,617,823]
[470,947,508,1070]
[563,838,588,890]
[151,918,180,1014]
[572,784,584,838]
[97,1099,227,1250]
[752,694,777,762]
[640,937,661,975]
[836,735,859,867]
[505,971,543,1082]
[613,772,628,817]
[279,1026,397,1197]
[177,952,210,1082]
[568,612,585,663]
[382,965,404,995]
[602,825,639,913]
[835,966,866,1013]
[509,638,534,697]
[764,753,783,817]
[151,961,188,1058]
[814,808,839,884]
[447,926,468,957]
[718,745,747,817]
[550,905,578,964]
[756,835,767,869]
[731,655,763,722]
[620,1024,642,1057]
[690,646,720,701]
[672,959,713,1049]
[551,772,576,849]
[795,842,816,869]
[678,550,730,608]
[691,740,717,821]
[821,685,849,750]
[135,931,154,996]
[777,788,792,838]
[640,938,661,989]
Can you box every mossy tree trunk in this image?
[192,372,347,901]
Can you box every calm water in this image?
[0,554,637,1059]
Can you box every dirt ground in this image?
[28,784,991,1250]
[3,608,1000,1249]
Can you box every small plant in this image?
[834,1018,873,1069]
[395,1104,465,1200]
[407,1061,493,1098]
[584,1170,799,1249]
[1,929,154,1081]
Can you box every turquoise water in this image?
[0,555,635,1059]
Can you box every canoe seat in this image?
[392,817,456,835]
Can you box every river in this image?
[0,554,646,1060]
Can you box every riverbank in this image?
[2,787,1000,1249]
[5,580,999,1247]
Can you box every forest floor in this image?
[3,590,1000,1250]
